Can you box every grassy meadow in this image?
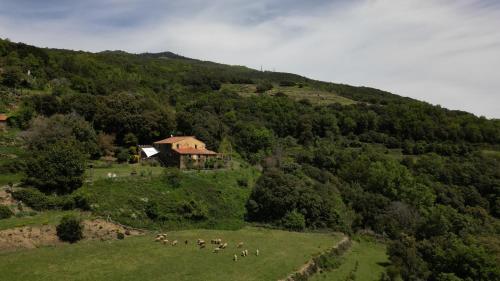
[77,161,260,230]
[0,227,343,281]
[310,237,389,281]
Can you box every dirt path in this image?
[278,235,351,281]
[0,219,143,251]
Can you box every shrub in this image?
[177,200,208,221]
[162,167,183,188]
[145,201,160,220]
[56,215,83,243]
[11,188,91,211]
[279,81,296,87]
[0,205,14,219]
[116,232,125,240]
[12,188,50,210]
[282,210,306,231]
[255,82,273,93]
[116,148,129,163]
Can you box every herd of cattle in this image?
[154,233,260,261]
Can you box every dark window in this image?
[195,145,198,149]
[177,144,180,148]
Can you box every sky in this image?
[0,0,499,118]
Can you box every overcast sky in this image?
[1,0,499,118]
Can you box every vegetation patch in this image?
[78,164,260,230]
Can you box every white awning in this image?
[141,147,159,158]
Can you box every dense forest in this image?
[0,38,499,281]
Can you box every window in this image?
[176,144,180,148]
[195,144,198,149]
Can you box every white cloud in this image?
[0,0,499,117]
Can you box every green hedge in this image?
[12,188,90,211]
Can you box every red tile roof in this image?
[0,114,7,121]
[173,148,217,155]
[154,136,195,144]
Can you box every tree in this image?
[23,114,99,158]
[24,140,86,194]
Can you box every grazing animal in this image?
[199,244,206,249]
[162,239,169,245]
[244,249,248,256]
[216,238,222,244]
[197,239,205,245]
[155,237,163,242]
[171,240,178,246]
[256,249,259,256]
[185,240,188,245]
[237,242,244,248]
[220,243,228,249]
[213,247,220,253]
[233,254,238,261]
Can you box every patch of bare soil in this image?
[0,189,17,207]
[0,219,143,251]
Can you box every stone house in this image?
[153,136,218,169]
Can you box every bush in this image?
[282,210,306,231]
[56,215,83,243]
[177,200,208,221]
[0,205,14,219]
[279,81,296,87]
[116,148,129,163]
[116,232,125,240]
[255,82,273,93]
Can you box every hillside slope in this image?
[0,39,499,281]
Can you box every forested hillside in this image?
[0,38,499,281]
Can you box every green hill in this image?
[0,38,499,281]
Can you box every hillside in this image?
[0,38,499,281]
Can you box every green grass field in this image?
[221,83,356,105]
[0,227,343,281]
[310,237,388,281]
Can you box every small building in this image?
[139,146,160,161]
[0,114,7,131]
[153,136,218,169]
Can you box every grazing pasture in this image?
[310,237,389,281]
[0,227,343,281]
